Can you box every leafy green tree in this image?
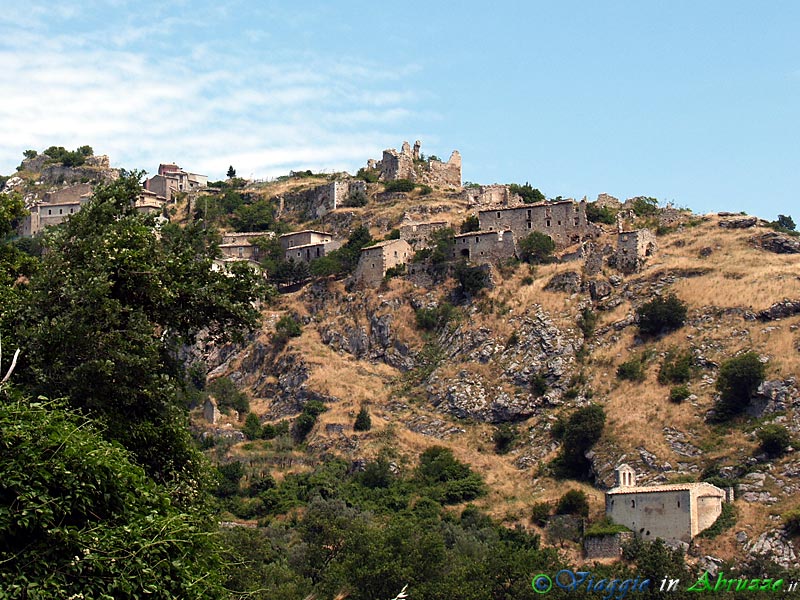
[230,199,283,232]
[383,179,415,193]
[509,182,545,204]
[275,314,302,341]
[518,231,555,263]
[429,227,455,264]
[555,489,589,517]
[354,405,372,431]
[227,165,236,178]
[0,394,225,599]
[757,424,791,457]
[553,404,606,479]
[22,149,37,159]
[243,412,263,440]
[207,376,250,414]
[15,172,262,483]
[585,202,617,224]
[631,196,659,216]
[714,351,766,419]
[636,293,687,335]
[454,261,489,296]
[321,225,373,274]
[777,214,796,231]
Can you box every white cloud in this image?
[0,13,428,180]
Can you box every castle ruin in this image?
[367,140,461,188]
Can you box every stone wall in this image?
[463,184,520,207]
[477,200,592,248]
[280,179,366,220]
[355,239,412,286]
[426,151,461,187]
[614,229,657,273]
[399,220,449,248]
[584,532,633,559]
[607,489,694,542]
[43,183,93,204]
[283,240,342,264]
[595,193,621,209]
[452,230,515,265]
[279,230,334,251]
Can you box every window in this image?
[574,217,579,226]
[48,209,52,215]
[59,209,63,215]
[546,219,551,227]
[496,212,500,218]
[631,499,636,508]
[527,222,532,229]
[475,236,480,243]
[557,220,561,225]
[527,209,531,218]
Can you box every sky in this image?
[0,1,798,218]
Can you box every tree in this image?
[354,405,372,431]
[757,424,791,457]
[508,182,545,204]
[553,404,606,479]
[517,231,555,264]
[585,202,617,224]
[0,394,225,599]
[555,489,589,517]
[714,351,766,419]
[631,197,659,216]
[636,294,687,335]
[227,165,237,178]
[460,215,480,233]
[22,149,37,159]
[243,412,263,440]
[777,214,796,231]
[15,172,262,483]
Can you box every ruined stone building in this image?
[367,140,461,188]
[477,200,592,248]
[279,230,340,264]
[614,229,657,273]
[355,239,412,286]
[203,397,220,424]
[144,163,207,202]
[605,464,730,543]
[307,179,367,219]
[219,231,275,262]
[134,189,167,215]
[463,184,520,207]
[398,220,449,248]
[452,230,516,265]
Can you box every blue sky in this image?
[1,1,798,218]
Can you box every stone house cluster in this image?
[366,140,461,188]
[144,163,207,203]
[478,200,592,247]
[354,239,412,286]
[19,183,94,237]
[280,230,341,264]
[398,221,448,248]
[605,464,730,544]
[452,230,516,265]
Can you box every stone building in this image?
[134,189,167,215]
[398,220,449,248]
[355,239,412,286]
[614,229,657,273]
[452,230,516,265]
[203,397,220,424]
[219,231,275,261]
[278,230,340,263]
[144,163,207,202]
[605,464,729,543]
[307,179,367,218]
[477,199,592,248]
[367,140,461,188]
[19,192,93,237]
[463,184,520,207]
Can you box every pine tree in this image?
[354,405,372,431]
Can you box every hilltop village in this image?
[4,141,800,576]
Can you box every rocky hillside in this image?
[191,177,800,568]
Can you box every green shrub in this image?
[384,228,401,240]
[578,306,598,338]
[343,189,368,207]
[585,203,617,225]
[757,424,791,457]
[493,424,518,454]
[207,377,250,414]
[531,502,551,526]
[356,167,379,183]
[669,385,691,403]
[631,197,659,216]
[383,179,415,193]
[636,294,687,335]
[383,263,406,280]
[354,405,372,431]
[275,314,302,340]
[518,231,555,264]
[508,182,545,204]
[658,349,693,384]
[783,508,800,534]
[521,275,534,286]
[697,502,737,538]
[418,184,433,195]
[460,215,480,233]
[714,351,766,419]
[555,489,589,518]
[415,302,455,331]
[617,356,645,382]
[454,262,489,296]
[530,372,549,396]
[584,517,629,538]
[242,412,262,440]
[552,405,606,479]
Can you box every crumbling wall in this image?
[355,239,412,286]
[452,230,515,265]
[584,532,633,559]
[371,140,461,188]
[43,183,93,204]
[399,221,449,248]
[464,184,520,207]
[614,229,657,273]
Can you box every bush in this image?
[383,263,406,280]
[757,424,791,457]
[555,489,589,517]
[207,377,250,414]
[777,214,796,231]
[631,197,659,216]
[714,352,766,419]
[617,356,645,382]
[552,405,606,479]
[460,215,480,233]
[415,302,455,331]
[356,167,379,183]
[658,349,692,384]
[242,412,262,440]
[697,503,737,539]
[531,502,551,526]
[584,516,629,538]
[343,189,368,207]
[636,294,687,335]
[384,228,401,240]
[578,306,597,338]
[530,372,548,397]
[275,315,302,341]
[383,179,415,193]
[508,182,545,204]
[783,508,800,534]
[354,405,372,431]
[454,262,489,296]
[669,385,691,403]
[493,424,518,454]
[518,232,555,264]
[585,203,617,225]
